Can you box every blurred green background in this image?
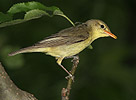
[0,0,136,100]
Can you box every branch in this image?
[61,56,79,100]
[0,62,38,100]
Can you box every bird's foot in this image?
[65,74,75,82]
[71,56,79,63]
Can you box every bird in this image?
[9,19,117,77]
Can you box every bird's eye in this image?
[100,25,104,28]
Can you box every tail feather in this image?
[8,46,45,56]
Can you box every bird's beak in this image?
[104,30,117,39]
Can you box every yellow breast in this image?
[44,37,92,58]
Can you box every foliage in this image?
[0,1,74,28]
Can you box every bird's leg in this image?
[65,55,79,80]
[56,57,73,77]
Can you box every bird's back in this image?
[9,23,90,56]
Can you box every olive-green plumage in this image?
[9,19,117,76]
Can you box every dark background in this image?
[0,0,136,100]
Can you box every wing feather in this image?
[35,23,89,47]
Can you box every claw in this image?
[65,75,74,82]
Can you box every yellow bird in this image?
[9,19,117,77]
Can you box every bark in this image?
[0,62,38,100]
[61,56,79,100]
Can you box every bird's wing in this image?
[34,24,89,47]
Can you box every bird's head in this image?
[85,19,117,41]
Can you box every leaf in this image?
[0,12,12,23]
[0,9,50,27]
[0,1,75,28]
[8,1,47,14]
[88,45,93,49]
[0,19,26,28]
[24,9,49,20]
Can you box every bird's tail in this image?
[8,46,46,56]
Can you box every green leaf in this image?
[24,9,49,20]
[0,10,49,27]
[0,19,27,27]
[0,1,75,28]
[88,45,93,49]
[0,12,12,23]
[8,1,47,14]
